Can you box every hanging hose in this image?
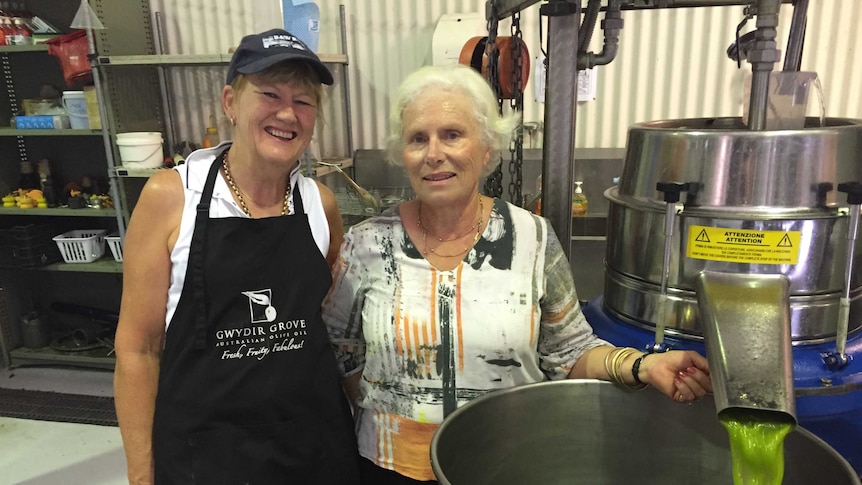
[578,0,602,52]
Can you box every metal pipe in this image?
[339,5,354,159]
[748,70,771,130]
[540,0,580,258]
[837,204,857,357]
[834,182,862,366]
[618,0,793,8]
[86,28,127,239]
[654,201,677,348]
[783,0,809,71]
[746,0,782,130]
[651,181,687,351]
[489,0,542,20]
[154,12,177,153]
[579,0,623,69]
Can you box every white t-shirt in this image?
[165,142,331,329]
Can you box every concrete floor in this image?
[0,367,127,485]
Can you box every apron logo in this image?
[214,289,308,360]
[243,289,277,322]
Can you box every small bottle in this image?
[18,160,40,189]
[572,181,588,217]
[0,15,13,45]
[8,16,30,45]
[37,159,58,206]
[202,115,220,148]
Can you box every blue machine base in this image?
[583,297,862,476]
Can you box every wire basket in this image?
[52,230,107,263]
[105,234,123,262]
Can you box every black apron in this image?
[153,153,360,484]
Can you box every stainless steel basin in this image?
[431,380,860,484]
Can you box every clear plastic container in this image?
[743,71,817,130]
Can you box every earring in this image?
[230,117,236,126]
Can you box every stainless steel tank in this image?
[603,117,862,340]
[589,117,862,474]
[430,380,860,484]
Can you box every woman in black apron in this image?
[114,29,360,484]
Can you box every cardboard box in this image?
[14,115,71,129]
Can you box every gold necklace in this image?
[418,197,484,258]
[222,152,290,217]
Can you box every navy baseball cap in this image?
[225,29,334,85]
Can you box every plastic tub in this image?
[62,91,88,129]
[116,132,164,168]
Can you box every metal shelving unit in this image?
[0,207,116,217]
[40,259,122,273]
[0,44,48,53]
[97,53,348,66]
[96,5,356,219]
[0,0,135,369]
[113,157,353,179]
[9,345,115,369]
[0,128,103,136]
[96,49,354,182]
[2,1,356,370]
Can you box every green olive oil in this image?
[720,410,795,485]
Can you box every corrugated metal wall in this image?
[149,0,862,153]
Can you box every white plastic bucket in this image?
[117,132,164,168]
[117,131,162,140]
[62,91,89,129]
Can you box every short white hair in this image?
[385,64,520,177]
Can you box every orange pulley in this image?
[458,36,530,99]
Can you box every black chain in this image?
[483,6,504,199]
[486,10,501,102]
[508,11,524,207]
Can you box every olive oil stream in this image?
[720,410,794,485]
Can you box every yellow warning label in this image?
[686,225,801,264]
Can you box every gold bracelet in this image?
[605,347,647,390]
[603,348,617,383]
[606,347,628,385]
[613,348,636,385]
[610,348,625,384]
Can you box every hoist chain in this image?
[508,10,524,207]
[483,9,504,198]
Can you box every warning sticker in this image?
[686,225,801,265]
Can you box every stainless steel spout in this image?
[696,271,797,424]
